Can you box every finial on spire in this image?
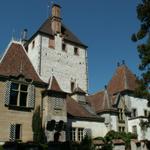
[117,62,120,67]
[122,60,125,65]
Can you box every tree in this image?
[32,106,47,144]
[131,0,150,106]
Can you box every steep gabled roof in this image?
[28,18,87,48]
[48,76,63,92]
[107,64,138,95]
[0,41,43,82]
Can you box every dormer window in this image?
[74,47,79,55]
[62,43,67,52]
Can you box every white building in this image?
[27,4,88,93]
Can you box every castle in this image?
[0,3,150,148]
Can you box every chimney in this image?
[51,4,61,34]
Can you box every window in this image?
[5,80,35,109]
[49,37,55,48]
[52,97,63,110]
[71,82,75,92]
[74,47,79,55]
[71,128,84,142]
[119,126,125,132]
[71,128,76,141]
[78,128,84,141]
[144,110,148,117]
[32,40,35,49]
[131,108,137,118]
[10,124,21,141]
[10,83,28,107]
[118,108,124,121]
[132,125,137,134]
[62,43,66,52]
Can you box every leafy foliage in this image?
[94,130,137,150]
[132,0,150,127]
[79,135,95,150]
[131,0,150,102]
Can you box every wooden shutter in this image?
[28,84,35,108]
[9,124,16,141]
[4,81,11,106]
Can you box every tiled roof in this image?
[29,18,87,48]
[0,42,43,82]
[87,91,104,113]
[107,64,138,95]
[87,89,116,113]
[66,96,95,118]
[48,76,63,92]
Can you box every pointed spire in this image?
[102,87,112,110]
[48,75,63,92]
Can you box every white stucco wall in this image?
[100,114,118,132]
[125,96,150,116]
[28,34,88,93]
[69,119,107,138]
[128,118,150,141]
[125,96,150,140]
[28,35,41,73]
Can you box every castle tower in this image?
[27,4,88,93]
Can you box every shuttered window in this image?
[10,124,21,141]
[5,81,35,109]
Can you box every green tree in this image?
[131,0,150,116]
[32,106,47,144]
[79,135,95,150]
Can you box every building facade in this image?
[0,3,150,148]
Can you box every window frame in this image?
[132,125,137,135]
[48,36,55,48]
[74,47,79,55]
[71,127,84,142]
[9,82,29,108]
[144,109,148,117]
[118,108,124,121]
[62,43,67,52]
[131,108,137,118]
[71,81,75,92]
[10,123,22,141]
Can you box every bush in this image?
[0,146,4,150]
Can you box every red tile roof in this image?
[66,96,94,118]
[0,42,43,82]
[48,76,63,92]
[107,65,138,95]
[87,91,104,113]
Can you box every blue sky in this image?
[0,0,140,94]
